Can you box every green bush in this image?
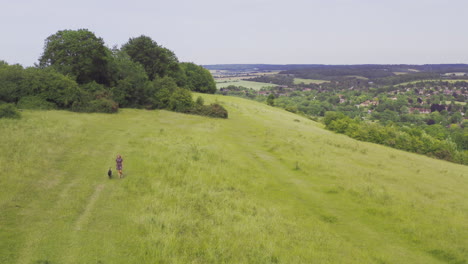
[168,88,194,113]
[71,98,118,113]
[148,77,178,109]
[17,96,57,110]
[188,103,228,119]
[0,104,21,119]
[195,96,204,106]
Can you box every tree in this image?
[122,35,181,81]
[148,76,179,109]
[180,62,216,93]
[0,63,25,102]
[39,29,112,85]
[109,50,149,107]
[20,67,80,108]
[267,93,275,106]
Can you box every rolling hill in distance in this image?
[1,93,466,263]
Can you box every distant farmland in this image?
[216,80,275,90]
[293,78,329,85]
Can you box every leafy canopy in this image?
[180,62,216,94]
[39,29,112,85]
[122,35,180,81]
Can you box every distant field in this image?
[211,71,280,81]
[445,101,466,106]
[216,80,275,90]
[444,72,467,77]
[293,78,329,85]
[397,79,468,86]
[346,75,369,80]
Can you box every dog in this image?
[108,168,112,179]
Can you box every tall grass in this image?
[0,95,467,263]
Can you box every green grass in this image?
[445,101,466,106]
[293,78,329,85]
[216,80,275,90]
[1,94,467,263]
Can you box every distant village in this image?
[218,79,468,117]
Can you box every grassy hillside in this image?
[1,94,467,264]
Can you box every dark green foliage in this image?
[188,103,228,119]
[323,111,346,126]
[17,96,57,110]
[122,35,180,81]
[39,29,112,85]
[249,74,294,86]
[1,31,229,118]
[180,62,216,93]
[71,98,118,113]
[217,85,257,99]
[109,50,149,107]
[267,94,275,106]
[169,88,194,112]
[0,103,21,119]
[0,64,80,107]
[71,82,118,113]
[0,63,25,102]
[324,111,468,165]
[21,68,80,108]
[148,77,179,109]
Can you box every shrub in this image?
[180,62,216,93]
[188,103,228,119]
[0,103,21,119]
[168,88,194,113]
[71,98,118,113]
[17,96,57,110]
[195,96,204,106]
[323,111,346,127]
[149,77,178,109]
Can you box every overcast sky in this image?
[1,0,467,66]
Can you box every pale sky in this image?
[1,0,467,67]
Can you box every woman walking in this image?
[116,154,124,178]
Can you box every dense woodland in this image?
[217,66,468,165]
[0,29,226,118]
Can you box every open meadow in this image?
[293,78,329,85]
[0,94,467,263]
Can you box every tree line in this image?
[323,111,468,165]
[0,29,226,118]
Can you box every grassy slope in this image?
[216,80,275,90]
[0,94,467,264]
